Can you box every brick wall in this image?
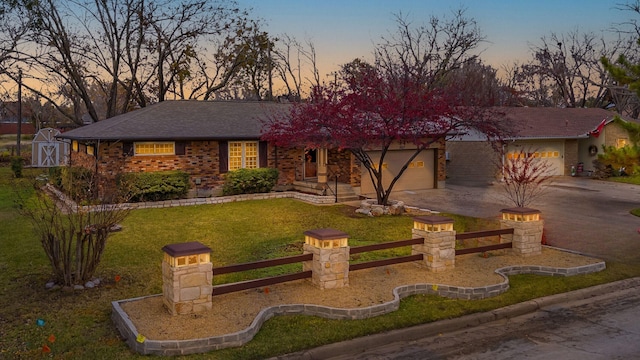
[563,139,578,176]
[268,145,301,185]
[71,141,306,196]
[328,149,352,184]
[445,141,499,184]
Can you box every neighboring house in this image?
[446,107,635,184]
[0,101,35,135]
[57,100,446,199]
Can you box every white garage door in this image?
[360,149,435,196]
[507,141,564,176]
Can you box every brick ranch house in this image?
[446,107,636,184]
[57,100,446,199]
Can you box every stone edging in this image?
[44,183,336,212]
[111,260,606,356]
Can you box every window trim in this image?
[134,141,176,156]
[228,141,259,171]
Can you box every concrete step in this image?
[293,181,359,203]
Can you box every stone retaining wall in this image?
[112,258,606,356]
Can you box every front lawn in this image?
[1,166,638,359]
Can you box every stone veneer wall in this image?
[162,261,213,315]
[604,122,631,148]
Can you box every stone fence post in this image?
[161,242,213,316]
[411,216,456,272]
[500,208,543,257]
[303,228,350,289]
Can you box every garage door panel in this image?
[508,141,564,176]
[361,149,435,195]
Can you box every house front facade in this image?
[58,100,445,199]
[446,107,635,184]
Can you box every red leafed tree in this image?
[262,60,505,206]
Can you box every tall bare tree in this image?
[374,9,485,90]
[516,29,635,108]
[4,0,256,125]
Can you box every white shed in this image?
[31,128,69,167]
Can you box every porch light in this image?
[413,216,454,232]
[304,228,349,249]
[162,241,211,268]
[501,208,541,222]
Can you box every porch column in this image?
[317,148,328,185]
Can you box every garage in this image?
[360,149,436,196]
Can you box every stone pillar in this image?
[500,208,543,257]
[161,242,213,316]
[303,228,349,289]
[411,216,456,272]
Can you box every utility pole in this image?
[16,69,22,157]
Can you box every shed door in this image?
[37,142,60,167]
[360,149,435,196]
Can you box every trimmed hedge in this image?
[117,171,190,202]
[222,168,279,196]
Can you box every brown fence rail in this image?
[350,254,424,271]
[455,228,514,255]
[349,238,424,272]
[213,271,312,296]
[212,253,313,275]
[350,238,424,255]
[211,229,515,296]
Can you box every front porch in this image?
[292,180,360,203]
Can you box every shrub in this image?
[594,145,640,178]
[222,168,279,196]
[61,166,94,201]
[10,156,23,178]
[117,171,190,202]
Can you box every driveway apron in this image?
[390,177,640,263]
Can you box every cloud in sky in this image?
[245,0,628,78]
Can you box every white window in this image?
[134,142,175,155]
[228,141,258,170]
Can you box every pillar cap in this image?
[413,215,454,224]
[162,241,211,257]
[303,228,348,240]
[500,207,541,215]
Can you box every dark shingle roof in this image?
[58,100,291,141]
[502,107,619,139]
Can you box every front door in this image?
[304,149,317,179]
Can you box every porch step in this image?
[293,181,360,203]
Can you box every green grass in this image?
[608,174,640,185]
[1,166,638,359]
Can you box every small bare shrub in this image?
[16,171,130,286]
[499,148,553,208]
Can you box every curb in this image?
[271,277,640,360]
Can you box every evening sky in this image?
[244,0,629,80]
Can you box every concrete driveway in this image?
[390,177,640,263]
